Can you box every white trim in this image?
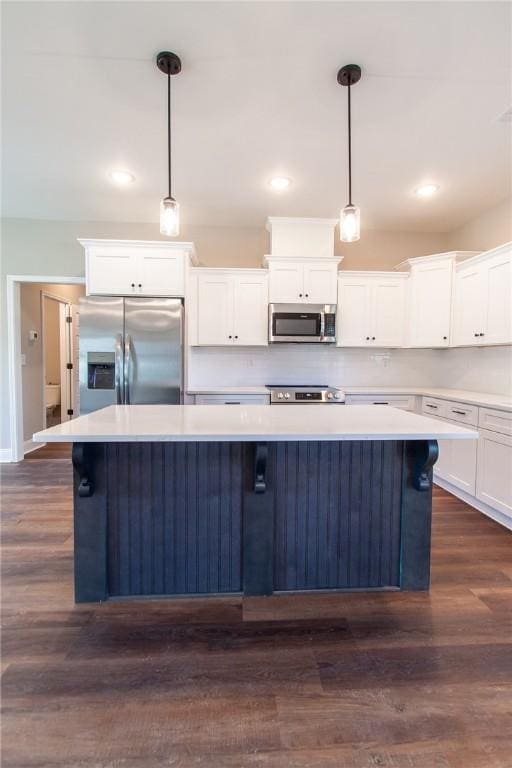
[434,476,512,531]
[338,270,409,279]
[5,274,85,463]
[263,254,343,266]
[266,217,338,230]
[0,448,13,463]
[24,439,46,455]
[393,251,479,271]
[77,238,198,264]
[455,241,512,271]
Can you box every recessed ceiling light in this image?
[269,177,292,191]
[109,169,135,185]
[414,183,440,198]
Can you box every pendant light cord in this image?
[347,81,352,206]
[167,72,172,199]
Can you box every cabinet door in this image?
[409,261,452,347]
[452,266,483,346]
[302,263,338,303]
[434,439,451,482]
[268,262,304,302]
[476,429,512,519]
[337,278,371,346]
[445,436,477,495]
[86,247,138,296]
[196,274,234,345]
[372,279,405,347]
[233,274,268,346]
[481,251,512,344]
[136,250,185,297]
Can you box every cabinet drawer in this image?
[346,395,417,411]
[194,394,270,405]
[422,397,448,418]
[443,401,478,426]
[478,408,512,436]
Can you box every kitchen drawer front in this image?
[345,395,417,411]
[478,407,512,436]
[443,401,478,426]
[194,394,270,405]
[422,397,448,418]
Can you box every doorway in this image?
[6,277,86,460]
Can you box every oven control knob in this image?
[327,392,334,400]
[277,392,284,399]
[284,392,291,399]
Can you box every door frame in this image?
[6,274,85,462]
[41,291,75,431]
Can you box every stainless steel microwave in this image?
[268,304,337,343]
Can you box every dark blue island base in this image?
[72,439,438,603]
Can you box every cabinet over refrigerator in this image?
[79,296,183,414]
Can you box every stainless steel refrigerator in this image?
[79,296,183,415]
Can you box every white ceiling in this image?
[2,1,511,231]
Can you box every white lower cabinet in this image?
[194,394,270,405]
[476,428,512,520]
[345,394,417,411]
[422,397,511,528]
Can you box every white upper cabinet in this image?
[406,256,454,347]
[452,243,512,346]
[192,269,268,346]
[80,239,196,297]
[265,257,339,304]
[337,273,407,347]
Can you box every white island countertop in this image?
[33,404,479,444]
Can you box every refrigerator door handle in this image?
[124,334,132,405]
[115,333,123,404]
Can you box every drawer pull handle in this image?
[452,410,467,415]
[373,402,389,405]
[426,404,438,409]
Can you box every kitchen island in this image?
[34,404,477,603]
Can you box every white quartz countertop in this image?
[187,386,512,411]
[33,404,478,444]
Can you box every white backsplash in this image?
[188,345,512,395]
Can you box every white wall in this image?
[445,197,512,252]
[188,345,512,396]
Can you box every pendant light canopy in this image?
[157,51,181,237]
[337,64,361,243]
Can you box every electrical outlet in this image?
[21,353,26,366]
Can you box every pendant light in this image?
[337,64,361,242]
[157,51,182,236]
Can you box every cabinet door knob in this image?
[228,335,232,339]
[480,332,485,337]
[372,337,376,341]
[443,336,447,340]
[131,283,135,288]
[234,335,238,339]
[366,336,370,341]
[299,293,303,297]
[474,333,479,337]
[138,283,142,288]
[305,293,309,298]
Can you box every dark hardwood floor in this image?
[1,447,511,767]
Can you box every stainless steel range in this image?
[267,385,345,404]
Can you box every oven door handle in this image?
[319,313,326,338]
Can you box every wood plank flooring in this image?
[1,447,511,768]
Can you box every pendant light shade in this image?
[340,204,360,243]
[157,51,182,237]
[160,197,180,237]
[337,64,361,243]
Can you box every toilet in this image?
[45,383,61,409]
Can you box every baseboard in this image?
[0,448,13,463]
[434,475,512,532]
[24,439,46,455]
